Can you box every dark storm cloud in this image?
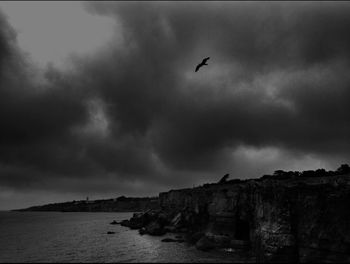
[1,2,350,204]
[83,1,350,168]
[0,10,93,188]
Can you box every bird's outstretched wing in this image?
[203,57,210,63]
[195,57,210,72]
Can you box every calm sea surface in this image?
[0,211,250,263]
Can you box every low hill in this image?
[15,196,159,212]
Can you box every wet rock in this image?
[196,236,216,251]
[178,227,188,233]
[230,239,250,249]
[120,219,130,227]
[162,238,178,242]
[128,216,147,229]
[162,237,186,243]
[139,227,147,235]
[208,234,231,248]
[145,221,166,236]
[188,232,204,244]
[164,225,176,233]
[157,212,170,226]
[170,212,182,227]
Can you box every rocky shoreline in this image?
[115,165,350,263]
[116,209,251,253]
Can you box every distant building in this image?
[85,196,93,204]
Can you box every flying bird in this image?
[195,57,210,72]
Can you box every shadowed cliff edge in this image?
[117,164,350,263]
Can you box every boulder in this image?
[157,212,170,226]
[208,234,231,247]
[162,237,185,243]
[120,219,130,227]
[139,227,147,235]
[162,238,178,242]
[164,225,176,233]
[196,236,216,251]
[230,239,250,249]
[128,214,148,229]
[125,210,161,230]
[145,221,166,236]
[188,232,204,244]
[179,227,188,233]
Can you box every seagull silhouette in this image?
[195,57,210,72]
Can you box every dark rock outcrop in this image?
[161,238,185,243]
[145,221,166,236]
[119,165,350,263]
[196,236,216,251]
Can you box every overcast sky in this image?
[0,1,350,210]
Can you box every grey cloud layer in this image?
[1,2,350,198]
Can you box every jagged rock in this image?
[196,236,216,251]
[178,227,188,233]
[157,212,170,226]
[188,232,204,244]
[164,225,176,233]
[120,219,130,227]
[161,238,177,242]
[145,221,166,236]
[230,239,250,249]
[139,227,147,235]
[208,234,231,247]
[126,210,160,229]
[162,238,176,242]
[170,212,182,227]
[161,237,186,243]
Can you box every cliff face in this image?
[159,174,350,262]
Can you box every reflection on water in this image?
[0,211,249,263]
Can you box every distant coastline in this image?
[14,196,159,213]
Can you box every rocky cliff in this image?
[121,166,350,263]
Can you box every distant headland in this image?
[14,196,159,212]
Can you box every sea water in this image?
[0,211,251,263]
